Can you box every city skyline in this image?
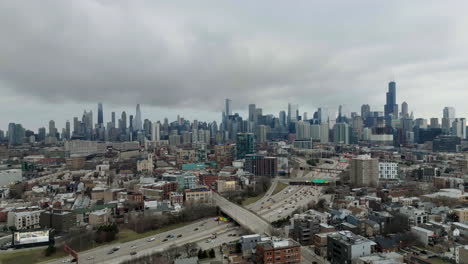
[2,1,468,129]
[0,82,462,132]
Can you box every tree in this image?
[44,244,56,256]
[313,199,327,212]
[209,248,215,258]
[198,249,204,259]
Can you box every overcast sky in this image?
[1,0,468,131]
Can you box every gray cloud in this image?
[1,0,468,126]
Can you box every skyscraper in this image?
[65,120,71,140]
[361,104,371,119]
[333,123,349,144]
[442,106,456,132]
[48,120,57,138]
[384,81,398,119]
[287,103,299,124]
[451,118,466,139]
[401,101,408,118]
[111,112,116,127]
[225,99,232,117]
[443,106,456,119]
[8,123,24,145]
[120,111,127,133]
[134,104,142,131]
[430,118,440,128]
[97,102,104,127]
[151,122,161,141]
[248,104,257,124]
[317,107,329,124]
[279,111,286,127]
[236,133,255,159]
[295,121,311,140]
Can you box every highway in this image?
[245,177,279,210]
[259,186,326,223]
[213,192,271,235]
[43,218,234,264]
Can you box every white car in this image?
[147,237,156,242]
[131,245,137,249]
[86,256,94,260]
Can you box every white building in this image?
[151,122,160,141]
[411,226,434,246]
[7,210,43,230]
[378,162,398,179]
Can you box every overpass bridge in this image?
[212,193,272,235]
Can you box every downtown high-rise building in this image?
[236,133,255,159]
[248,104,257,124]
[151,122,161,141]
[287,103,299,124]
[384,81,398,119]
[333,123,349,144]
[401,101,408,118]
[442,106,456,132]
[225,99,232,117]
[134,104,142,131]
[361,104,371,119]
[111,112,116,127]
[65,120,71,140]
[430,117,440,128]
[97,102,104,127]
[48,120,57,138]
[8,123,25,145]
[279,111,286,127]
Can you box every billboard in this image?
[13,230,50,246]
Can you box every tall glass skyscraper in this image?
[384,81,398,119]
[97,102,104,126]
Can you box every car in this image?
[131,245,137,249]
[147,237,155,242]
[167,234,175,238]
[107,250,114,255]
[86,256,94,260]
[162,238,168,242]
[130,251,137,256]
[194,228,199,231]
[177,234,182,238]
[113,246,120,251]
[231,234,237,236]
[62,259,70,263]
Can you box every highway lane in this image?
[245,177,279,210]
[259,186,328,222]
[43,218,232,264]
[213,193,271,235]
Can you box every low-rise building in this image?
[8,210,43,230]
[185,187,212,204]
[40,210,75,233]
[256,238,301,264]
[454,208,468,222]
[89,208,111,226]
[327,231,376,264]
[216,180,236,193]
[411,226,435,246]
